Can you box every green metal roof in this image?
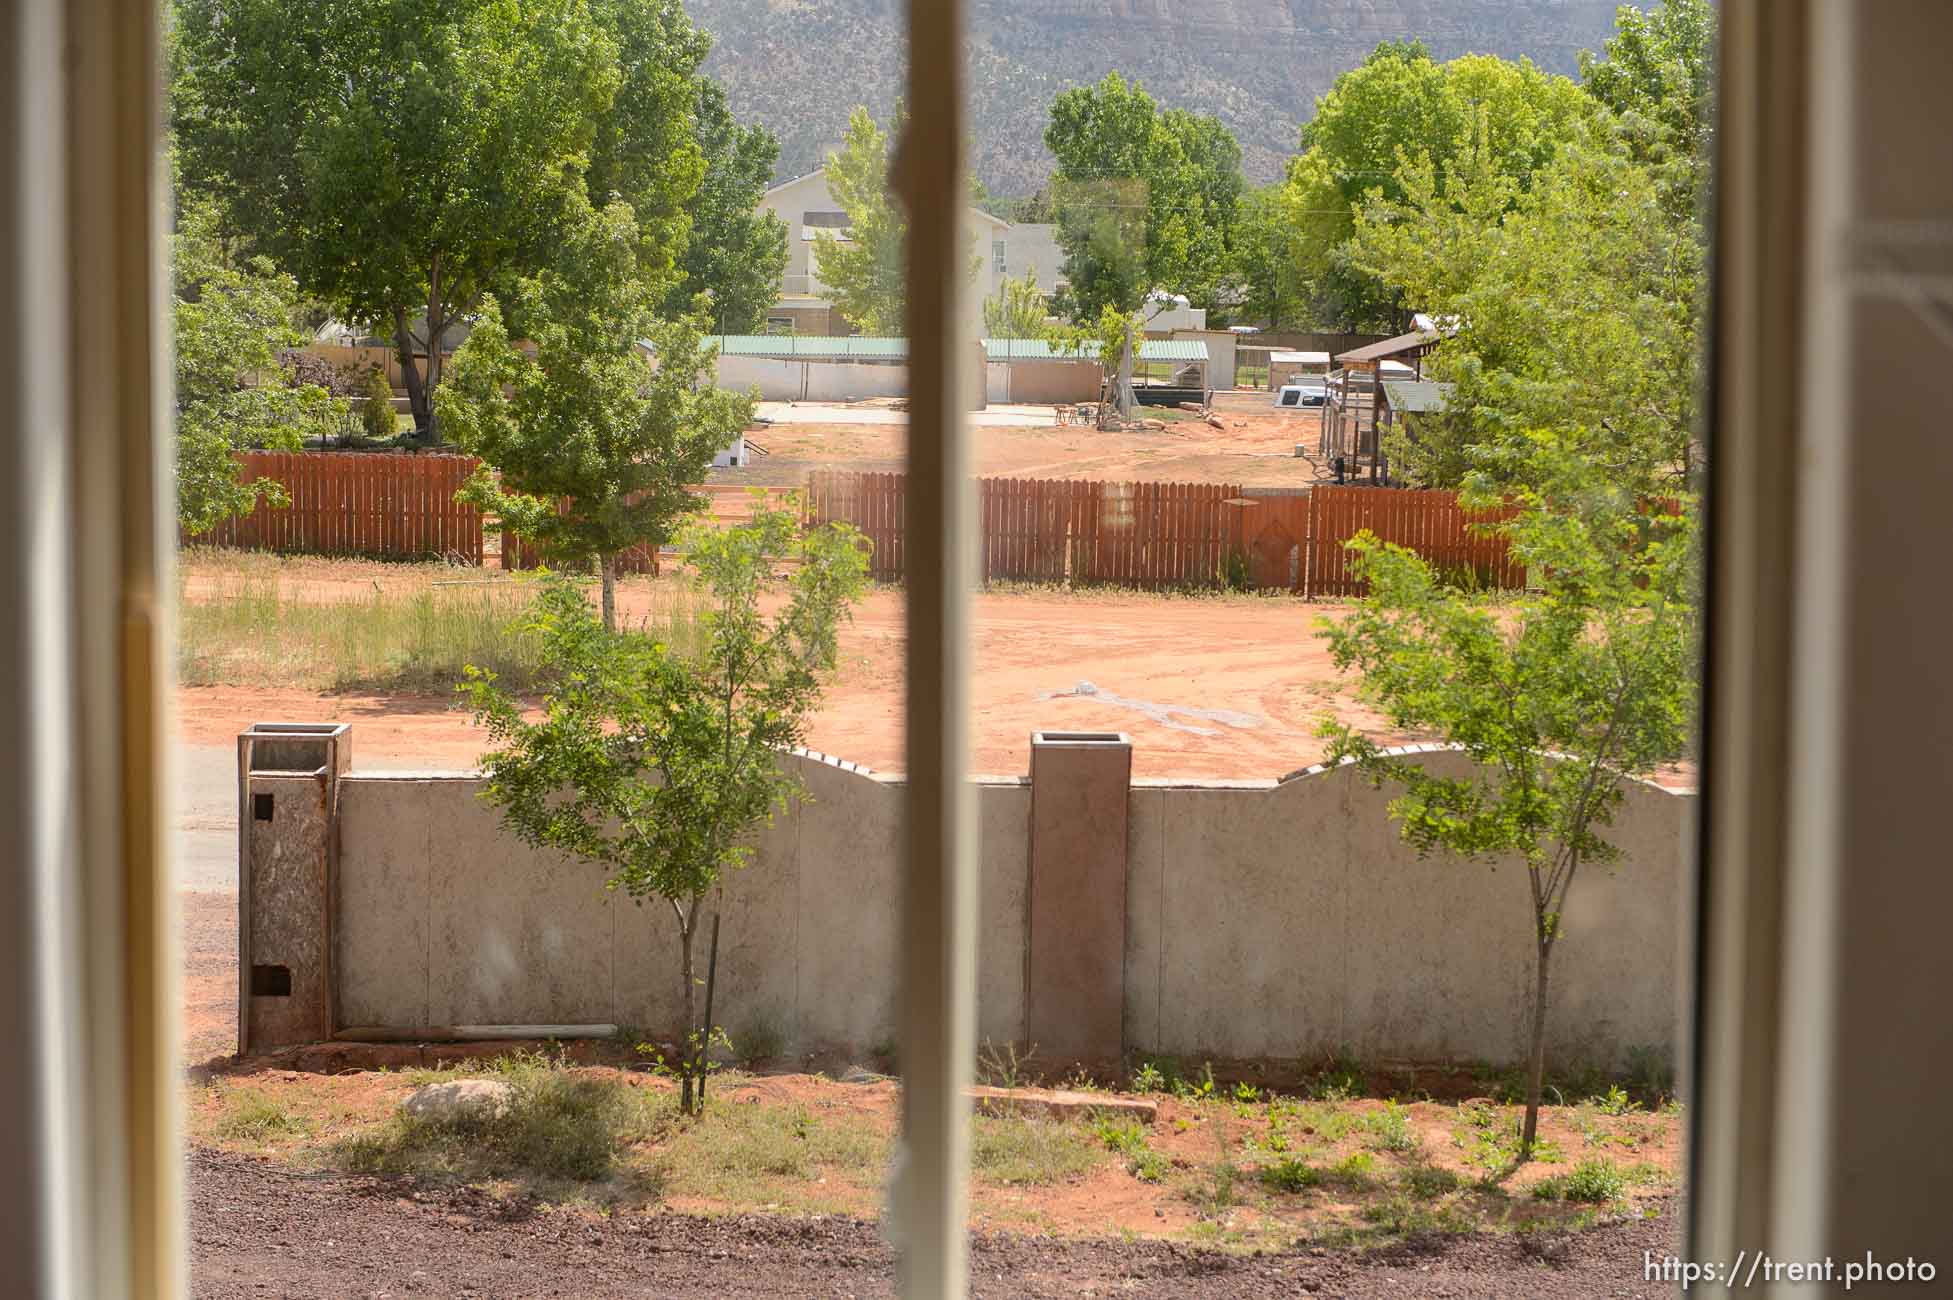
[645,335,1210,363]
[982,338,1209,362]
[712,335,909,359]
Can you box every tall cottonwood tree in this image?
[813,105,909,335]
[667,80,789,333]
[172,0,778,432]
[1279,42,1591,331]
[1043,73,1243,320]
[437,201,751,632]
[172,0,620,438]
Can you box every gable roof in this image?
[762,166,1008,229]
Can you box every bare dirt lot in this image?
[177,566,1400,781]
[724,403,1332,488]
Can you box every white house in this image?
[757,168,1010,339]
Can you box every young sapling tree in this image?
[463,502,868,1113]
[1317,441,1697,1162]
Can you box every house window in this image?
[993,239,1006,274]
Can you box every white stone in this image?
[399,1078,514,1124]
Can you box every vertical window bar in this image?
[896,0,975,1295]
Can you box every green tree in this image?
[1280,42,1591,331]
[1579,0,1715,218]
[814,105,909,334]
[172,200,342,535]
[464,504,869,1112]
[1043,74,1243,320]
[666,80,790,333]
[1347,128,1701,495]
[1232,184,1310,329]
[172,0,622,439]
[437,201,753,632]
[1048,304,1144,423]
[983,270,1050,339]
[1319,446,1698,1161]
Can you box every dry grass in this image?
[176,548,703,693]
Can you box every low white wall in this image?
[803,360,909,403]
[330,747,1690,1067]
[715,355,808,401]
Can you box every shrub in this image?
[1533,1158,1628,1204]
[359,363,397,443]
[1260,1156,1321,1193]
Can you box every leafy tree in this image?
[1049,304,1144,423]
[1319,445,1699,1161]
[172,200,343,534]
[438,201,753,632]
[983,270,1050,339]
[666,80,790,333]
[1280,42,1591,331]
[1231,184,1311,329]
[1043,74,1243,319]
[464,504,869,1112]
[814,105,909,334]
[1579,0,1715,218]
[1347,126,1701,495]
[171,0,622,439]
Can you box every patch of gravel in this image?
[190,1147,1683,1298]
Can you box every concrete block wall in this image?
[272,738,1693,1068]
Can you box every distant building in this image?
[757,168,1009,339]
[1000,222,1067,297]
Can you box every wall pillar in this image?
[238,724,350,1052]
[1025,731,1131,1065]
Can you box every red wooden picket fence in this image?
[188,451,484,563]
[1306,485,1523,596]
[803,471,1525,597]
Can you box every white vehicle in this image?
[1273,382,1326,409]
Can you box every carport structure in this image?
[1323,328,1442,481]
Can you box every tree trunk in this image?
[678,916,697,1114]
[1521,937,1555,1161]
[599,554,618,635]
[393,306,429,435]
[1115,317,1137,419]
[422,251,446,444]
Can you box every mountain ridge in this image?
[688,0,1623,195]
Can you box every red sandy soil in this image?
[730,406,1332,488]
[177,580,1401,781]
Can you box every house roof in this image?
[1382,380,1454,413]
[1269,350,1329,364]
[1336,329,1441,365]
[762,166,1007,228]
[983,338,1210,362]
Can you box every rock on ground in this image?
[399,1078,514,1123]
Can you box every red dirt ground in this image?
[728,406,1332,488]
[176,582,1403,780]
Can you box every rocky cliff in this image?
[689,0,1621,194]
